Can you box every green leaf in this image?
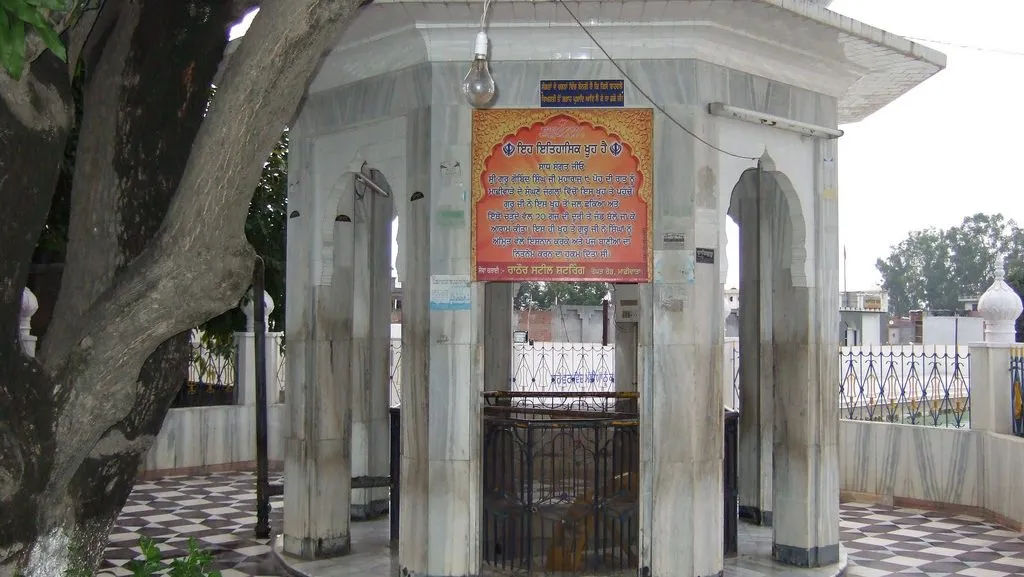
[0,13,26,80]
[5,0,45,28]
[31,19,63,61]
[26,0,68,9]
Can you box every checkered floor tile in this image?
[99,472,1024,576]
[842,502,1024,576]
[97,472,283,577]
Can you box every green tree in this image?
[877,214,1024,329]
[0,0,365,574]
[514,281,610,310]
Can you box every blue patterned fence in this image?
[839,346,970,428]
[1012,346,1024,437]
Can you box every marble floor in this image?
[99,472,1024,576]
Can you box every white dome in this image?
[20,288,38,330]
[241,290,275,332]
[977,256,1022,343]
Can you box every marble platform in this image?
[100,472,1024,577]
[273,519,847,577]
[272,520,395,577]
[726,523,848,577]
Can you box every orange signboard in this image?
[472,109,653,282]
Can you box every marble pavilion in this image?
[280,2,946,576]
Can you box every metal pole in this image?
[601,298,609,347]
[254,257,271,538]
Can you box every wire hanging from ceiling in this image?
[554,0,759,162]
[904,35,1024,57]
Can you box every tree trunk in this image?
[39,1,235,572]
[0,50,73,573]
[0,0,366,573]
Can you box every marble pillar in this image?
[729,167,773,526]
[769,142,840,567]
[614,284,639,395]
[484,282,513,392]
[234,332,281,406]
[399,105,483,577]
[236,291,278,406]
[19,288,38,357]
[351,173,394,519]
[283,136,354,559]
[639,111,723,577]
[968,343,1014,435]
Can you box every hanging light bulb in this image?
[462,30,496,108]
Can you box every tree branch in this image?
[39,0,365,495]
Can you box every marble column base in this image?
[284,534,352,561]
[351,499,390,521]
[738,506,772,527]
[772,543,840,568]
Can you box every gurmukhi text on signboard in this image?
[540,79,625,108]
[471,109,653,282]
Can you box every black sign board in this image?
[540,79,625,107]
[696,248,715,264]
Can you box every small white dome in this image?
[977,256,1022,343]
[241,290,275,331]
[20,288,38,329]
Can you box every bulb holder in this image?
[474,30,489,58]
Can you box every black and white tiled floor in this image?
[99,472,1024,576]
[842,502,1024,577]
[98,472,283,577]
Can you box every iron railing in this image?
[727,341,740,411]
[511,343,615,392]
[387,342,616,407]
[273,334,286,403]
[484,391,637,415]
[172,333,237,407]
[390,340,402,407]
[839,346,970,428]
[482,393,638,576]
[1012,346,1024,437]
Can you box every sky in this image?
[231,2,1024,290]
[824,0,1024,290]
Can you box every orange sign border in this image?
[470,108,654,282]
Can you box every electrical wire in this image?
[905,35,1024,57]
[555,0,759,162]
[480,0,493,30]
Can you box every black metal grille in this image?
[482,392,638,576]
[1012,346,1024,438]
[171,335,237,407]
[839,346,970,428]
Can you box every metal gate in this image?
[482,392,639,576]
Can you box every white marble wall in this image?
[841,341,1024,529]
[296,60,835,141]
[969,344,1014,436]
[633,106,725,577]
[234,331,283,406]
[143,404,284,473]
[282,127,358,560]
[768,138,841,567]
[839,420,1024,528]
[292,57,839,576]
[398,98,486,577]
[982,432,1024,528]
